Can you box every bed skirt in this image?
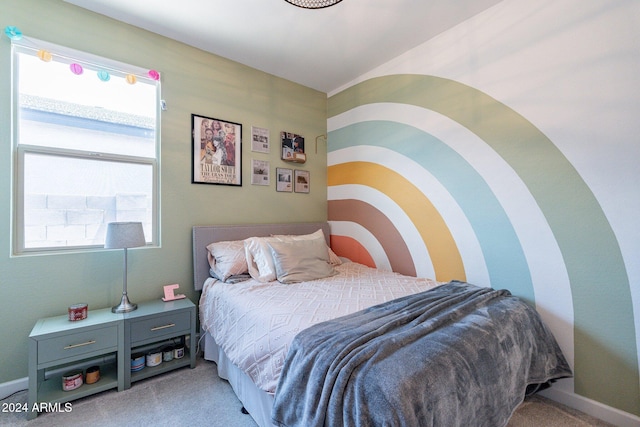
[203,330,276,427]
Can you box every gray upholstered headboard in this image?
[192,222,331,291]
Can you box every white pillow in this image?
[206,240,248,281]
[327,248,342,266]
[243,236,280,282]
[272,229,342,265]
[267,238,338,284]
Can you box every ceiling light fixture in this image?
[285,0,343,9]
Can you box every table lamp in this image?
[105,222,146,313]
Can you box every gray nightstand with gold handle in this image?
[27,308,124,420]
[123,298,196,389]
[27,298,196,419]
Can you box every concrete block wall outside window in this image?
[24,193,151,248]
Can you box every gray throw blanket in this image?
[272,281,572,427]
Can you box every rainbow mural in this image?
[327,74,638,416]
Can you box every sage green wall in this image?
[0,0,327,383]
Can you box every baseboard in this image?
[540,387,640,427]
[0,376,28,401]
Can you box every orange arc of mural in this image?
[330,235,376,269]
[328,161,465,282]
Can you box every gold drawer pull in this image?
[64,340,96,350]
[150,323,175,331]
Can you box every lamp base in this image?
[112,295,137,313]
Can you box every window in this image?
[12,38,160,253]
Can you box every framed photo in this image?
[192,114,242,186]
[251,126,270,153]
[281,131,305,161]
[251,159,270,186]
[276,168,293,192]
[294,170,310,193]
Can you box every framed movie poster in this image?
[192,114,242,186]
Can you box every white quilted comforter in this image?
[199,262,441,394]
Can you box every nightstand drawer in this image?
[130,311,190,343]
[37,325,118,364]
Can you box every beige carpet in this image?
[508,395,614,427]
[1,356,613,427]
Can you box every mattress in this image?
[199,261,442,393]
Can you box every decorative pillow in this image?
[243,236,280,282]
[327,247,342,266]
[267,237,338,284]
[272,229,342,265]
[209,269,251,284]
[206,240,248,282]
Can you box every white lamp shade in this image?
[105,222,146,249]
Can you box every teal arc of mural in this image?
[328,74,638,415]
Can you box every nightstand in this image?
[123,298,196,389]
[27,298,196,419]
[27,307,124,420]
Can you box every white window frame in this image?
[11,38,160,254]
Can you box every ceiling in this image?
[64,0,502,94]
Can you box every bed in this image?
[193,222,571,427]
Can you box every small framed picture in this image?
[191,114,242,186]
[251,126,270,153]
[276,168,293,192]
[251,159,270,186]
[294,170,310,193]
[281,131,305,162]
